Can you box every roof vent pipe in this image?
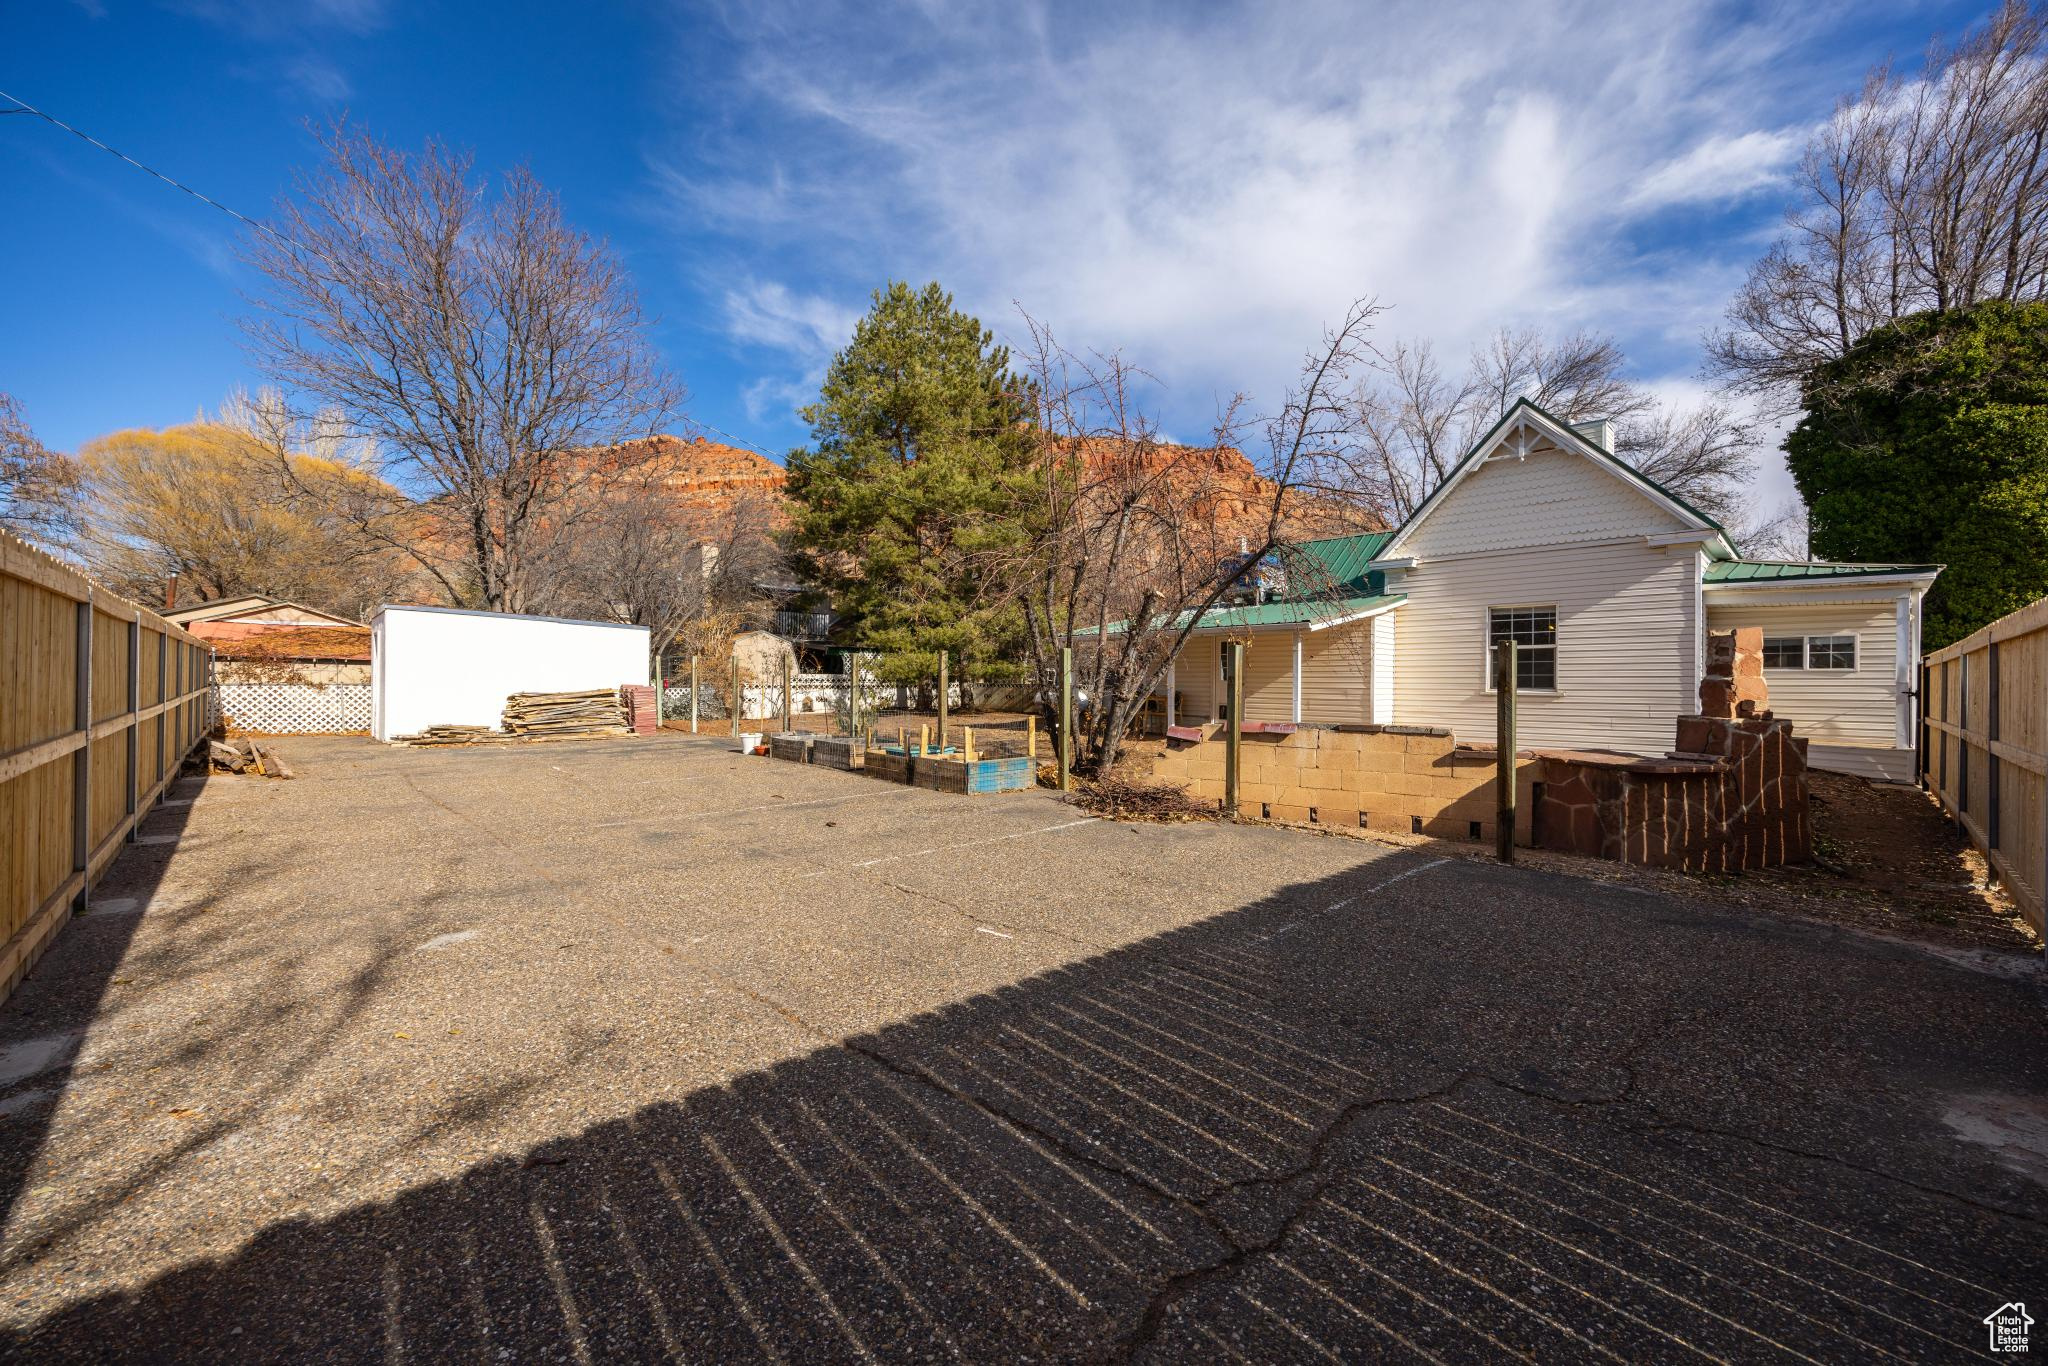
[1569,418,1615,454]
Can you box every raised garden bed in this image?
[810,736,864,770]
[912,754,1035,795]
[768,732,814,763]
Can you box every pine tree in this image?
[785,282,1035,685]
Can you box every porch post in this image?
[1166,661,1177,729]
[1291,632,1303,724]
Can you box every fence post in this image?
[781,655,793,735]
[157,628,167,787]
[688,655,699,734]
[1495,639,1517,863]
[1988,640,2002,850]
[1224,641,1243,818]
[730,657,742,738]
[125,615,140,838]
[72,595,92,911]
[937,650,949,751]
[1057,647,1073,792]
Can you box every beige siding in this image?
[1389,539,1700,754]
[1169,647,1215,721]
[1300,625,1371,725]
[1241,635,1293,722]
[1403,443,1690,559]
[1704,597,1903,746]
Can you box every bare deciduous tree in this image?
[0,393,78,545]
[241,123,682,611]
[550,476,784,675]
[1006,299,1385,776]
[1351,328,1757,526]
[1711,1,2048,404]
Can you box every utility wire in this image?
[0,86,787,460]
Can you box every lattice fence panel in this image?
[216,682,372,735]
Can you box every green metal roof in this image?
[1284,531,1395,594]
[1704,560,1942,583]
[1084,592,1405,636]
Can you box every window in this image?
[1807,635,1856,670]
[1762,636,1805,669]
[1488,607,1557,691]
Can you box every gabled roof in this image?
[167,595,364,628]
[1704,559,1942,584]
[1372,398,1737,563]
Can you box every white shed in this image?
[371,605,651,741]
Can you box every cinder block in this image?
[1267,802,1311,824]
[1300,765,1350,792]
[1315,804,1361,828]
[1431,773,1486,801]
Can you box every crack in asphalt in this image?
[685,926,2041,1359]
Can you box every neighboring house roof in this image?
[211,625,372,662]
[167,596,365,630]
[1373,397,1737,563]
[164,594,273,624]
[1703,559,1942,584]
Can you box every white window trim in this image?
[1760,635,1808,670]
[1482,604,1560,695]
[1805,633,1859,672]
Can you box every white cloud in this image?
[660,0,1872,487]
[1627,129,1802,209]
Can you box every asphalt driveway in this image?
[0,732,2042,1361]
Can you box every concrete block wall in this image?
[1154,725,1540,844]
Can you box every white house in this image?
[1152,398,1938,782]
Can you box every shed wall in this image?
[372,608,650,741]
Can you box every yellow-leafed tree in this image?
[74,421,422,618]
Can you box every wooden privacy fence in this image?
[1923,594,2047,938]
[1,531,212,1001]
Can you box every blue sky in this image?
[0,0,1997,512]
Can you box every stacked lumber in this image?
[208,737,296,778]
[393,724,505,747]
[501,689,630,737]
[620,685,658,735]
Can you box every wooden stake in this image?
[1225,641,1243,817]
[937,650,949,750]
[963,726,975,762]
[690,655,699,734]
[1058,646,1073,792]
[1027,715,1037,759]
[781,654,793,734]
[919,724,930,757]
[1495,639,1517,863]
[730,657,742,737]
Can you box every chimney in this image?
[164,574,178,611]
[1569,418,1616,454]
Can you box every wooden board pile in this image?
[208,737,296,778]
[620,685,659,735]
[393,724,506,747]
[502,689,630,737]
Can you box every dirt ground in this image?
[1106,741,2043,959]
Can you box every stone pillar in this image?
[1698,627,1769,719]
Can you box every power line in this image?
[0,86,290,246]
[1,86,789,459]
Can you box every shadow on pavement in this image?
[0,768,209,1231]
[7,845,2047,1362]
